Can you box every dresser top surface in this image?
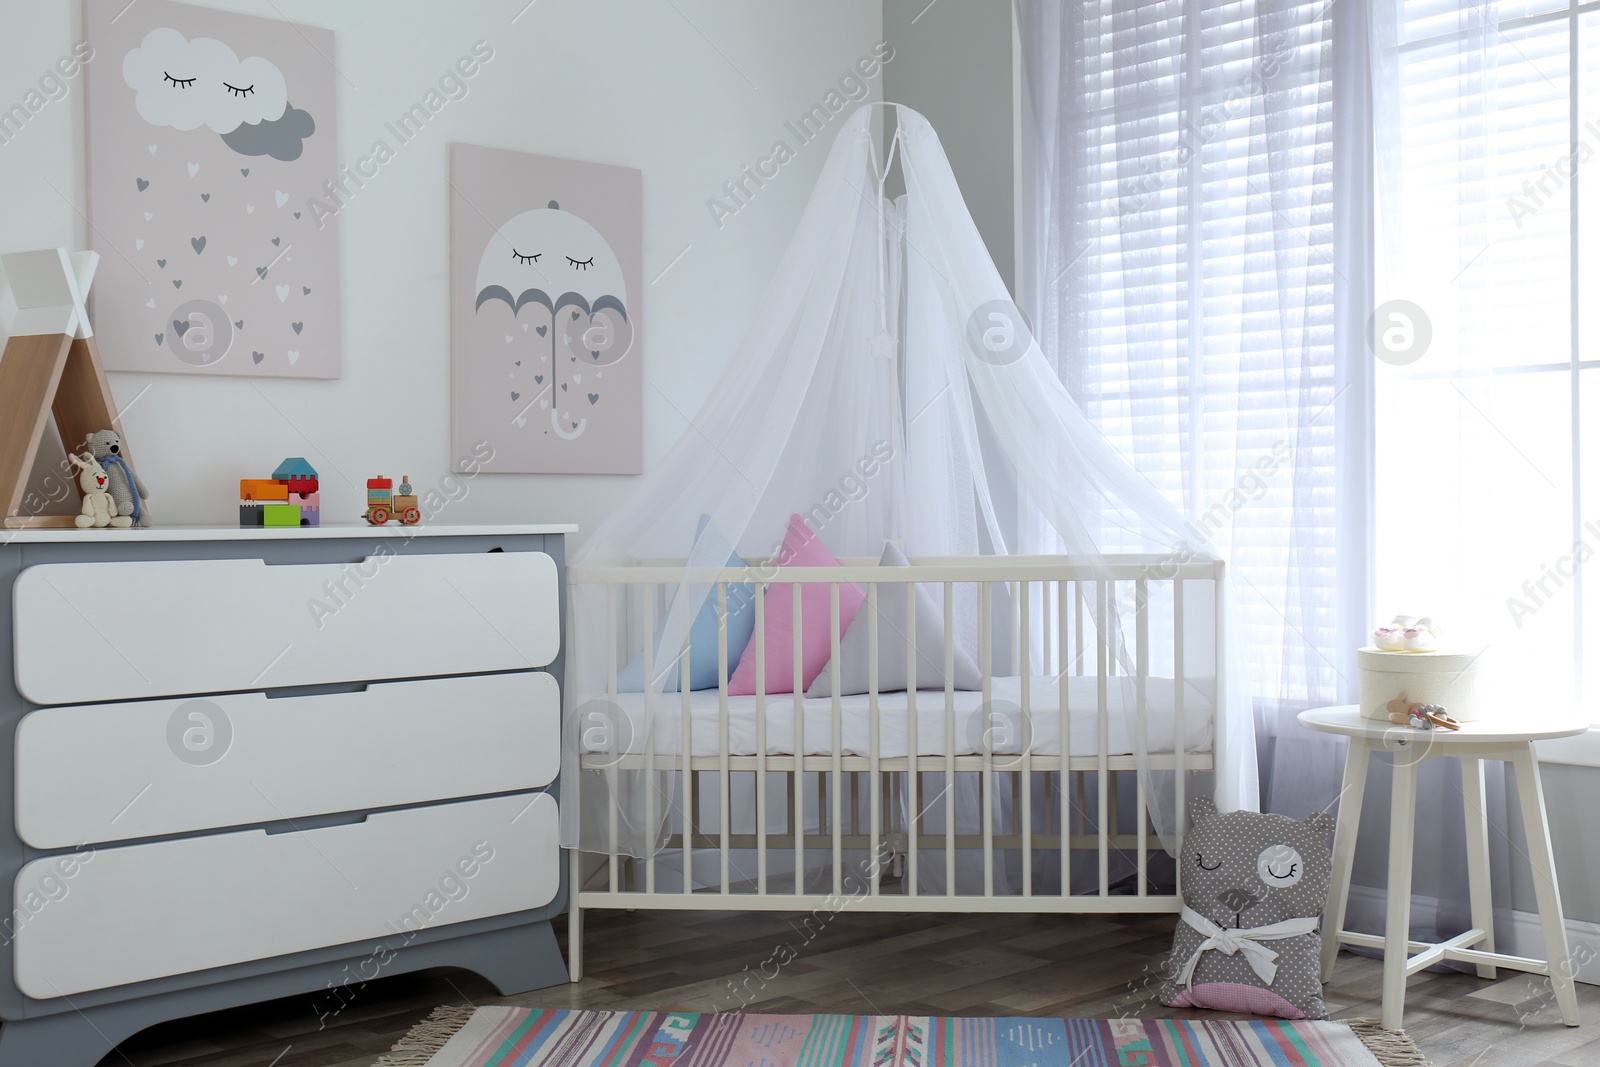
[0,522,576,543]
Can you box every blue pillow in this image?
[616,517,756,692]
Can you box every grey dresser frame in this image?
[0,530,569,1066]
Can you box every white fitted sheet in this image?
[591,675,1214,758]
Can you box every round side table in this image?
[1299,705,1585,1031]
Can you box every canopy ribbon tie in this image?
[1176,905,1319,988]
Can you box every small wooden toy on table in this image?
[365,475,420,526]
[239,458,320,527]
[1385,691,1460,731]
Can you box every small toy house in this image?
[273,457,320,496]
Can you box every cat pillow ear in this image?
[1189,795,1218,822]
[1303,810,1336,839]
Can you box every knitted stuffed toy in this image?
[1159,797,1335,1020]
[84,430,152,528]
[67,451,130,528]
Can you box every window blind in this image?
[1050,0,1338,708]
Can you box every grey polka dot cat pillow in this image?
[1159,796,1336,1020]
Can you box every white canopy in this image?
[563,103,1257,863]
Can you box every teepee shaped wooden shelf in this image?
[0,248,124,530]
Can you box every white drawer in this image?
[16,673,560,849]
[13,551,559,705]
[13,793,559,998]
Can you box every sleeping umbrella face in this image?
[474,202,633,441]
[475,201,628,309]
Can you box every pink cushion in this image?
[726,515,865,696]
[1169,982,1308,1020]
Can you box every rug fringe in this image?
[1345,1018,1433,1067]
[370,1004,478,1067]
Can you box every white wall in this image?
[0,0,884,537]
[882,0,1012,292]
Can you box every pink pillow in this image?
[726,515,865,696]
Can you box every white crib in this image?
[563,554,1228,981]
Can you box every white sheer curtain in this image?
[1016,0,1373,818]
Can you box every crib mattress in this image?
[587,675,1214,758]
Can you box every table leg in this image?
[1460,755,1496,979]
[1511,744,1580,1026]
[1322,737,1371,982]
[1382,755,1419,1031]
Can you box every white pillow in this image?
[805,542,983,697]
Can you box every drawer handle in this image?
[265,681,370,699]
[263,811,369,835]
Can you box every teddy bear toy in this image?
[83,429,152,527]
[1159,796,1335,1020]
[67,451,131,529]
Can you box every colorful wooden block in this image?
[262,504,301,528]
[240,479,289,502]
[289,490,321,528]
[238,504,264,527]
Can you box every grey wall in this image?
[883,0,1014,293]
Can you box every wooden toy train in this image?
[366,475,421,526]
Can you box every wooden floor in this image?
[97,909,1600,1067]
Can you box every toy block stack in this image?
[239,457,320,527]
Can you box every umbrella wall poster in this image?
[451,144,643,475]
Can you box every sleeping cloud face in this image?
[123,28,288,132]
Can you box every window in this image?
[1020,0,1341,713]
[1374,0,1600,720]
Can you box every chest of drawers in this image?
[0,523,572,1065]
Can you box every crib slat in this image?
[906,581,919,897]
[643,584,657,895]
[1010,580,1021,677]
[794,584,804,894]
[1174,576,1186,899]
[756,582,767,894]
[718,583,730,895]
[1019,580,1032,896]
[1136,577,1149,897]
[1207,563,1223,844]
[1059,579,1070,896]
[1075,583,1085,676]
[1042,578,1053,675]
[1096,580,1109,898]
[944,581,956,896]
[867,582,881,896]
[607,583,619,892]
[981,581,993,899]
[682,589,693,897]
[830,582,843,897]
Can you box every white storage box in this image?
[1357,646,1487,722]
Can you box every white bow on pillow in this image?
[1175,906,1320,988]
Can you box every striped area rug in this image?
[373,1007,1429,1066]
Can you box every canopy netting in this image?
[562,103,1257,868]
